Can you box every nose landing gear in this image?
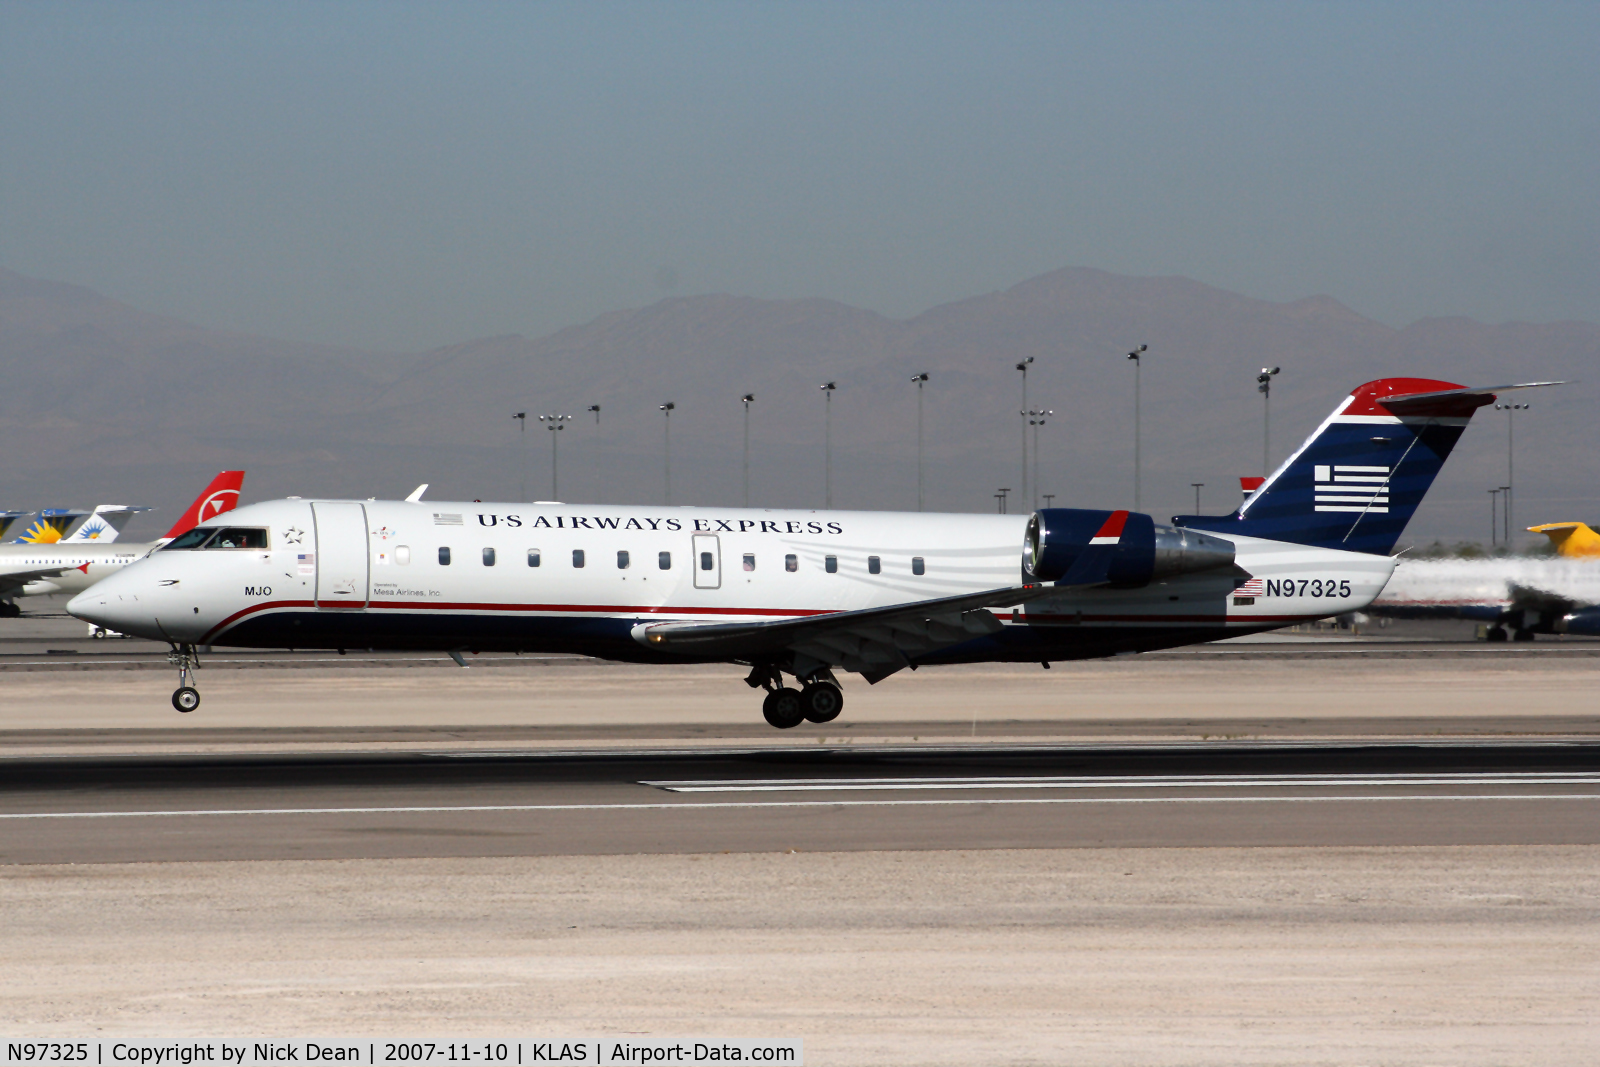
[747,664,845,729]
[167,644,201,713]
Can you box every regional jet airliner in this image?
[69,379,1548,725]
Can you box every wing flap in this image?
[631,583,1056,681]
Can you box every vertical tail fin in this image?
[162,471,246,540]
[1528,522,1600,559]
[12,509,90,544]
[1174,379,1557,555]
[63,505,152,543]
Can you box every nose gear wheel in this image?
[167,644,201,713]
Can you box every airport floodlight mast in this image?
[912,373,930,511]
[1028,409,1053,511]
[512,412,527,501]
[1488,487,1500,548]
[1257,366,1281,475]
[821,381,837,508]
[995,487,1011,514]
[1015,358,1034,509]
[1042,493,1055,508]
[1500,484,1512,547]
[1495,401,1529,544]
[741,393,755,508]
[588,404,601,423]
[659,403,675,505]
[1127,345,1147,509]
[538,414,570,499]
[1192,482,1204,514]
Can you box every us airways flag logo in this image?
[1313,464,1391,513]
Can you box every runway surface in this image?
[4,741,1597,863]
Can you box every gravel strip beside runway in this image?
[1,847,1595,1065]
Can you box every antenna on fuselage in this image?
[405,484,429,503]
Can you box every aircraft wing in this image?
[633,582,1063,683]
[0,565,80,599]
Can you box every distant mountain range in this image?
[2,265,1594,545]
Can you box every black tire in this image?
[172,686,201,713]
[801,682,844,724]
[1486,626,1508,642]
[0,601,19,618]
[762,687,804,729]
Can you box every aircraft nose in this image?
[67,572,164,640]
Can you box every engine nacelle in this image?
[1558,607,1600,636]
[1023,508,1236,587]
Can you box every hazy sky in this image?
[2,1,1596,351]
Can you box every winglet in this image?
[405,484,429,503]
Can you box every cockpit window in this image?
[162,526,270,550]
[163,527,216,550]
[205,527,269,549]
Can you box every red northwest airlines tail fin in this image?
[162,472,245,539]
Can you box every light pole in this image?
[1489,488,1500,548]
[585,405,600,501]
[741,393,755,508]
[1192,482,1204,514]
[1495,401,1528,546]
[1500,485,1512,547]
[512,412,527,501]
[538,415,570,499]
[1257,366,1281,476]
[659,403,675,505]
[1015,358,1033,510]
[1042,494,1055,509]
[1127,346,1146,509]
[821,381,836,508]
[995,488,1011,514]
[912,374,929,511]
[1028,408,1052,511]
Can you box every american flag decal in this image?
[1313,463,1391,513]
[1234,577,1265,596]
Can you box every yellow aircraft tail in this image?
[1528,522,1600,558]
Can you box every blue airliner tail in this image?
[1173,378,1551,555]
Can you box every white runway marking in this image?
[642,772,1600,792]
[2,793,1598,820]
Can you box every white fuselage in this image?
[0,542,155,600]
[1373,557,1600,614]
[68,498,1395,664]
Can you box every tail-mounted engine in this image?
[1023,508,1236,587]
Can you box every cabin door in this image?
[312,502,370,609]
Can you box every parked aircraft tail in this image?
[162,472,246,540]
[1528,522,1600,559]
[12,509,91,544]
[0,512,29,541]
[1174,378,1563,555]
[62,505,152,543]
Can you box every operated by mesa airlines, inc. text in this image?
[3,1043,801,1067]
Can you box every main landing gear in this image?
[748,665,844,730]
[168,644,201,712]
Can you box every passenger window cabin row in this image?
[421,548,928,574]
